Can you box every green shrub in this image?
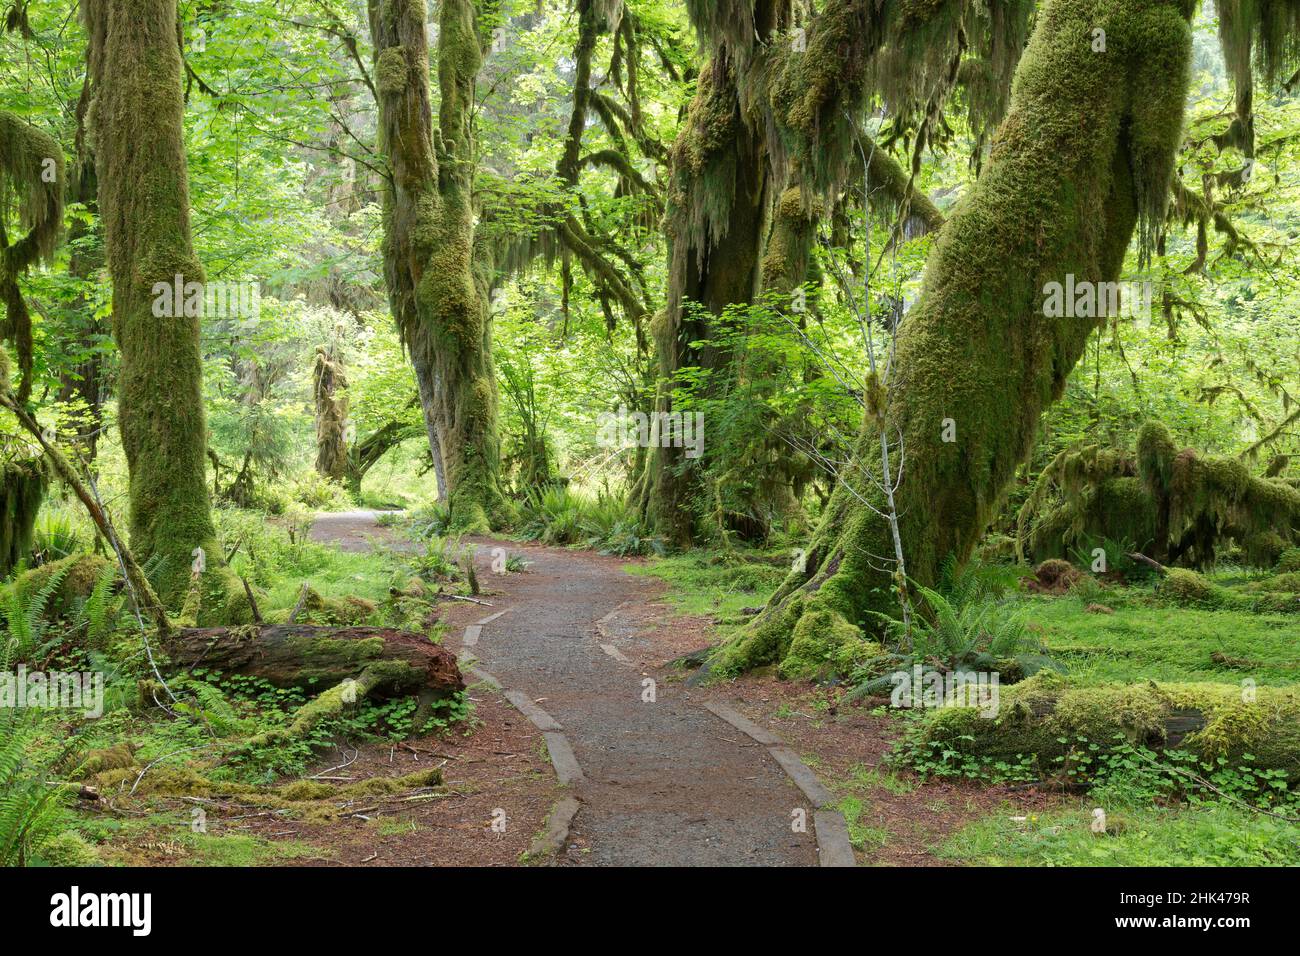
[288,471,352,511]
[518,485,662,555]
[1276,547,1300,574]
[1158,568,1231,608]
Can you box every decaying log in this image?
[168,624,462,694]
[166,624,464,748]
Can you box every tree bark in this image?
[721,0,1194,674]
[369,0,508,531]
[167,624,462,694]
[312,346,349,482]
[82,0,247,618]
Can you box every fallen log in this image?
[163,624,464,748]
[1,370,463,745]
[167,624,462,693]
[914,672,1300,778]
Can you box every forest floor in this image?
[76,512,1296,866]
[294,512,1061,866]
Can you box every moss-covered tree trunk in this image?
[83,0,246,617]
[720,0,1194,675]
[369,0,507,532]
[637,0,956,547]
[56,82,108,464]
[0,460,47,575]
[637,49,773,547]
[313,346,349,483]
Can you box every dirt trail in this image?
[311,513,818,867]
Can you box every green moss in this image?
[916,672,1300,777]
[1020,420,1300,569]
[375,47,408,95]
[779,606,869,680]
[273,587,377,627]
[101,765,441,816]
[75,742,139,778]
[2,552,111,618]
[0,458,47,576]
[723,0,1195,672]
[0,109,65,275]
[373,0,509,531]
[82,0,240,610]
[1159,568,1229,608]
[38,831,100,867]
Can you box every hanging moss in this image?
[0,109,65,401]
[1019,421,1300,569]
[717,0,1195,675]
[1217,0,1300,91]
[0,457,47,576]
[0,109,64,275]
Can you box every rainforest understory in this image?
[0,0,1298,868]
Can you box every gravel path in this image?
[311,512,819,867]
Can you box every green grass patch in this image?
[628,549,789,634]
[938,803,1300,866]
[836,795,890,852]
[1027,594,1300,685]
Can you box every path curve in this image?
[313,513,820,866]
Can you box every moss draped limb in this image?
[1019,421,1300,568]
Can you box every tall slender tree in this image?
[82,0,246,616]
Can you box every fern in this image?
[77,564,121,646]
[173,679,255,738]
[0,709,77,866]
[2,563,70,665]
[908,585,1033,666]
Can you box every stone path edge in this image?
[700,700,856,868]
[457,609,583,863]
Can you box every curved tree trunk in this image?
[720,0,1193,675]
[369,0,508,531]
[83,0,247,619]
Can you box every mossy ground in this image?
[641,544,1300,865]
[937,803,1300,866]
[1026,588,1299,684]
[78,813,321,867]
[4,511,476,866]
